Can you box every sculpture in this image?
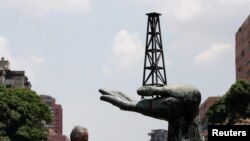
[99,84,205,141]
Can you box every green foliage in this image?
[207,80,250,125]
[0,85,52,141]
[207,96,226,124]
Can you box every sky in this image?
[0,0,250,141]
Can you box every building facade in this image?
[236,14,250,81]
[199,97,220,126]
[148,129,168,141]
[40,95,63,135]
[199,96,220,139]
[0,57,31,88]
[47,129,69,141]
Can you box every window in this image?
[241,50,245,57]
[246,70,250,77]
[237,67,241,71]
[239,27,242,32]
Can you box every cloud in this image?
[112,30,144,68]
[0,36,11,59]
[101,68,111,76]
[0,35,44,85]
[153,0,205,21]
[31,55,44,64]
[174,0,203,20]
[2,0,91,16]
[193,43,233,70]
[219,0,248,4]
[102,30,144,78]
[150,0,250,56]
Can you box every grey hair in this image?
[70,126,88,141]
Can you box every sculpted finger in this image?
[100,95,134,111]
[100,95,125,107]
[137,86,163,96]
[99,88,133,101]
[116,91,133,101]
[99,88,114,96]
[100,95,119,104]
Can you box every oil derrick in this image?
[142,12,167,88]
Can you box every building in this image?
[199,96,220,140]
[0,57,31,88]
[236,14,250,81]
[40,95,63,135]
[235,13,250,127]
[0,57,9,69]
[40,95,69,141]
[199,97,220,126]
[148,129,168,141]
[47,129,69,141]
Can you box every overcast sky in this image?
[0,0,250,141]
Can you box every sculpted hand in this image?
[99,84,201,121]
[99,84,204,141]
[99,89,136,111]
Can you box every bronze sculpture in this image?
[99,84,205,141]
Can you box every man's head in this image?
[70,126,88,141]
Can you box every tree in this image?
[207,80,250,125]
[0,85,52,141]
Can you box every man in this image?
[70,126,88,141]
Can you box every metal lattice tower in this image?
[142,12,167,86]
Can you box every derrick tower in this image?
[142,12,167,86]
